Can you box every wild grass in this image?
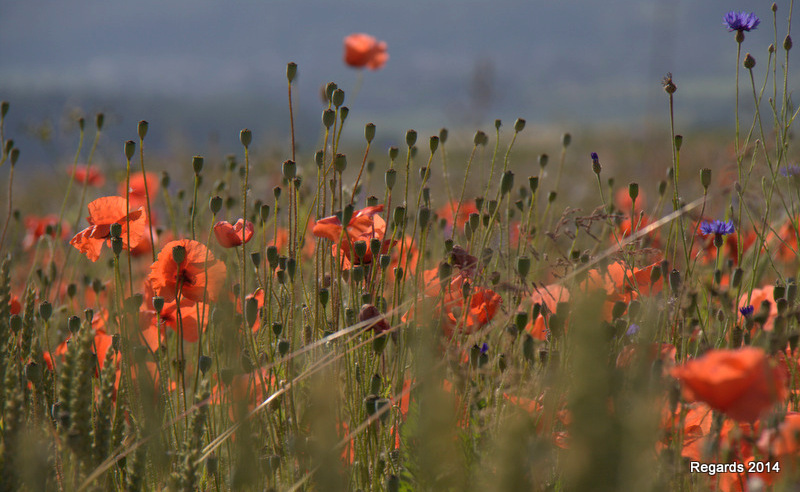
[0,7,799,492]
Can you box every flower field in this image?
[1,8,800,492]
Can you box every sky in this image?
[0,0,794,161]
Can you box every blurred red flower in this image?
[119,171,160,209]
[312,205,391,266]
[671,347,787,422]
[22,214,69,250]
[343,33,388,70]
[148,239,227,303]
[69,196,146,262]
[72,164,105,187]
[214,219,254,248]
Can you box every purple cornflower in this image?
[739,305,754,317]
[781,165,800,177]
[625,323,640,336]
[700,220,735,236]
[480,342,489,355]
[724,11,760,32]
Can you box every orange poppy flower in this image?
[671,347,787,422]
[22,214,69,250]
[119,171,160,208]
[72,164,105,187]
[436,200,479,235]
[343,33,388,70]
[141,298,209,347]
[69,196,146,262]
[312,205,390,265]
[739,285,778,331]
[757,412,800,464]
[412,268,502,338]
[525,283,570,340]
[774,217,800,262]
[148,239,227,303]
[614,187,646,213]
[581,260,662,304]
[214,219,254,248]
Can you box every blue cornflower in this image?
[781,165,800,177]
[724,11,760,32]
[480,342,489,355]
[739,305,754,317]
[625,323,640,337]
[700,220,735,236]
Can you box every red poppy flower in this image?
[614,187,646,213]
[436,200,479,234]
[739,285,778,331]
[312,205,390,265]
[119,171,160,209]
[148,239,227,303]
[22,214,70,250]
[141,298,209,346]
[343,33,388,70]
[671,347,787,422]
[214,219,254,248]
[69,196,146,262]
[72,164,105,187]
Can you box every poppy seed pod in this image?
[172,245,186,265]
[429,135,439,154]
[539,154,549,169]
[514,311,528,332]
[469,212,480,232]
[669,269,681,294]
[84,308,94,324]
[334,154,347,173]
[354,240,368,261]
[39,301,52,322]
[628,182,639,201]
[517,256,531,280]
[514,118,526,132]
[124,140,136,160]
[439,127,448,143]
[277,339,290,356]
[209,196,222,215]
[494,119,502,130]
[192,156,204,174]
[529,176,539,194]
[239,128,252,147]
[418,207,431,229]
[245,296,259,328]
[325,82,337,101]
[109,223,122,239]
[332,88,345,108]
[339,106,349,122]
[548,191,557,203]
[365,122,376,143]
[561,133,571,147]
[0,101,8,118]
[260,204,270,222]
[392,206,405,226]
[273,186,282,201]
[322,109,335,129]
[286,62,297,82]
[342,204,354,228]
[474,130,488,146]
[67,315,81,334]
[405,129,417,148]
[137,120,148,140]
[743,53,756,69]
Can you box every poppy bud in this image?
[406,129,417,148]
[8,148,18,166]
[272,321,283,337]
[273,186,282,201]
[192,155,204,174]
[699,168,712,191]
[339,106,349,122]
[474,130,488,146]
[523,334,536,362]
[63,315,79,334]
[0,101,8,118]
[561,133,571,147]
[331,88,345,108]
[83,308,95,325]
[611,301,627,320]
[245,296,259,328]
[548,191,557,203]
[365,122,376,143]
[528,176,539,194]
[351,265,364,282]
[392,206,405,227]
[197,355,212,375]
[743,53,756,69]
[517,256,531,280]
[394,267,403,280]
[4,140,13,156]
[438,127,449,144]
[669,269,681,294]
[342,204,354,228]
[111,237,122,256]
[418,207,431,229]
[95,112,105,131]
[334,153,347,173]
[384,168,397,190]
[286,62,297,82]
[353,240,368,261]
[784,35,793,51]
[240,128,252,148]
[658,180,667,196]
[514,311,528,332]
[259,204,270,223]
[501,170,514,195]
[379,254,390,270]
[514,118,526,132]
[37,301,52,323]
[429,135,439,154]
[172,245,186,265]
[124,140,135,160]
[325,81,337,101]
[161,171,171,189]
[468,212,480,232]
